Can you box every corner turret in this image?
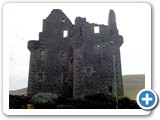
[28,40,39,52]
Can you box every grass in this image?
[123,74,145,100]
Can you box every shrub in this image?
[118,96,131,109]
[84,93,117,109]
[31,93,58,109]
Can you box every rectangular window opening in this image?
[71,59,73,64]
[63,30,68,38]
[94,26,100,33]
[62,18,65,22]
[86,67,91,73]
[38,73,43,82]
[80,27,83,36]
[40,50,46,60]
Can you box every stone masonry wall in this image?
[27,9,124,98]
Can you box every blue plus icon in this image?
[142,93,153,105]
[137,89,158,110]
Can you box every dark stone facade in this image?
[27,9,124,98]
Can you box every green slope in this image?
[9,88,27,96]
[123,74,145,100]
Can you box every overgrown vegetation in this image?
[9,93,140,109]
[9,95,30,109]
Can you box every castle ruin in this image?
[27,9,124,98]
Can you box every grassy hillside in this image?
[9,74,145,100]
[9,88,27,96]
[123,74,145,100]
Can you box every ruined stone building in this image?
[27,9,124,98]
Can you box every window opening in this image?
[94,26,100,33]
[71,59,73,64]
[63,30,68,38]
[86,67,91,73]
[62,18,66,22]
[96,45,100,48]
[80,27,83,36]
[40,50,46,60]
[38,73,43,82]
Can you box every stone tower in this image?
[27,9,124,98]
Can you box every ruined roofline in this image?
[75,9,117,28]
[46,9,117,28]
[75,16,108,26]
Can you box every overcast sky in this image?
[3,3,151,90]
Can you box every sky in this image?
[3,3,151,90]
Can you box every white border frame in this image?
[3,2,151,115]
